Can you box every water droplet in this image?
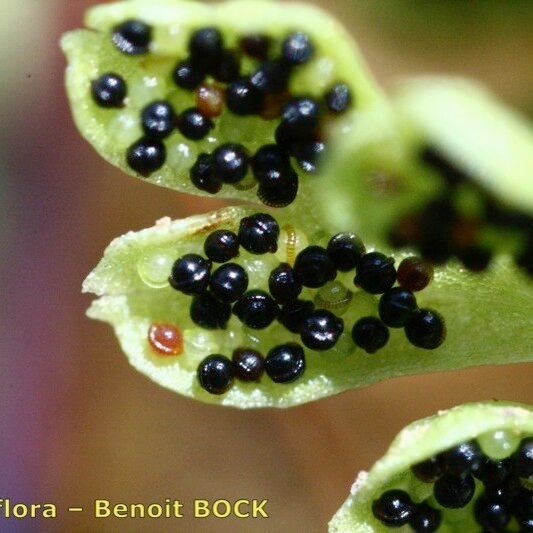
[129,74,167,106]
[167,141,197,175]
[478,429,521,459]
[137,251,174,288]
[109,110,142,148]
[181,329,220,370]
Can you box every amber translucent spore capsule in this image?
[397,257,434,292]
[148,323,184,355]
[195,84,225,118]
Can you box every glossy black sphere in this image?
[189,292,231,329]
[203,229,239,263]
[173,59,206,90]
[409,502,441,533]
[517,514,533,531]
[411,455,444,483]
[238,213,279,254]
[405,308,446,350]
[177,107,213,140]
[209,263,248,303]
[190,153,221,194]
[278,299,315,334]
[91,73,127,108]
[264,343,305,383]
[126,138,166,176]
[300,310,344,351]
[257,167,299,208]
[355,252,396,294]
[485,477,522,504]
[239,34,271,60]
[325,82,352,114]
[378,288,418,328]
[211,50,241,83]
[141,101,175,139]
[292,140,325,173]
[371,490,414,527]
[514,437,533,477]
[293,246,337,288]
[433,474,475,509]
[112,19,152,55]
[212,143,249,184]
[441,440,483,477]
[226,78,264,115]
[327,232,366,272]
[281,32,313,65]
[281,97,320,140]
[197,354,233,395]
[250,60,290,95]
[169,254,211,295]
[512,490,533,530]
[351,316,389,354]
[474,457,511,487]
[252,144,290,178]
[188,27,223,68]
[233,290,279,329]
[232,348,264,382]
[474,494,510,531]
[268,263,302,304]
[274,121,296,151]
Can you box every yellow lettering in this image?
[30,504,42,517]
[194,499,210,517]
[213,500,231,518]
[130,503,145,518]
[42,504,57,518]
[113,503,128,518]
[147,504,162,518]
[95,499,111,518]
[234,499,250,518]
[173,500,184,517]
[252,500,268,518]
[0,500,56,519]
[13,504,27,519]
[14,504,27,519]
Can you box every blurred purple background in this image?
[1,1,531,531]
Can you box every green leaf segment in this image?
[330,400,533,532]
[64,0,532,407]
[62,0,383,201]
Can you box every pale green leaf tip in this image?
[393,75,533,216]
[69,1,532,409]
[62,0,384,202]
[83,206,533,409]
[329,400,533,532]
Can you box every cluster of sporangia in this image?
[166,212,445,395]
[91,20,352,207]
[389,147,533,277]
[372,436,533,532]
